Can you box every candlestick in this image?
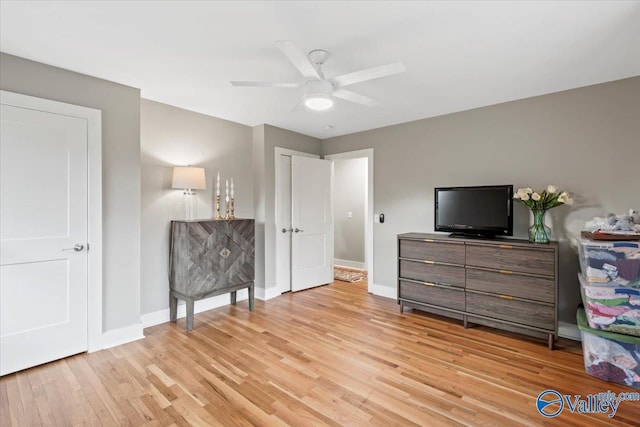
[215,194,222,220]
[230,197,235,219]
[216,172,220,196]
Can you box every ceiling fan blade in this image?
[276,40,320,79]
[333,89,380,107]
[230,81,300,88]
[333,62,406,87]
[291,96,305,112]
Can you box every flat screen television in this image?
[434,185,513,238]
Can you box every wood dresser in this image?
[169,219,255,331]
[397,232,558,349]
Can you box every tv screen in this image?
[435,185,513,237]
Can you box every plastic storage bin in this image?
[577,308,640,389]
[578,238,640,286]
[579,273,640,336]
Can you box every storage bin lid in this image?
[579,238,640,249]
[577,307,640,344]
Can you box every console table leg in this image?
[249,284,255,311]
[463,315,468,329]
[230,291,237,305]
[548,333,554,350]
[399,301,403,313]
[169,293,178,322]
[186,299,194,331]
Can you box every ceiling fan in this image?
[231,41,406,111]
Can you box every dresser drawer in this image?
[466,244,555,276]
[399,239,464,265]
[466,268,555,303]
[399,280,465,311]
[466,291,554,330]
[399,259,465,288]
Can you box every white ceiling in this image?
[1,1,639,139]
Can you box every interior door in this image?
[275,154,292,293]
[1,102,89,376]
[291,156,333,291]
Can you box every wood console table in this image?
[169,219,255,331]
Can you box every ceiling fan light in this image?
[304,79,334,111]
[304,96,333,111]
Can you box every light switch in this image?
[348,211,353,219]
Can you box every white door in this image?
[1,102,89,375]
[291,156,333,292]
[275,154,292,293]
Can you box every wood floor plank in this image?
[53,361,101,426]
[2,280,639,426]
[0,375,26,426]
[15,371,42,426]
[31,366,68,427]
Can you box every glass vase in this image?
[529,209,551,244]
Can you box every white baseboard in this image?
[334,259,366,270]
[141,289,248,328]
[255,286,281,301]
[369,283,396,300]
[101,323,145,350]
[559,321,581,341]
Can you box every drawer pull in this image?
[423,260,435,264]
[499,294,514,300]
[422,282,436,287]
[423,239,434,242]
[499,269,513,275]
[499,244,513,250]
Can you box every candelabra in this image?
[230,198,236,219]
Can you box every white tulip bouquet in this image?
[513,185,573,210]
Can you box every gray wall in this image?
[252,124,321,291]
[0,53,141,332]
[140,99,253,315]
[334,158,367,265]
[252,125,267,294]
[322,76,640,324]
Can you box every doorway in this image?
[333,157,367,272]
[325,149,374,292]
[274,148,374,295]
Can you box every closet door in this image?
[290,156,333,292]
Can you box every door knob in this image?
[281,227,293,233]
[62,244,85,252]
[294,228,304,233]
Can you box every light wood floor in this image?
[2,280,638,426]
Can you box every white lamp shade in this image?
[172,166,207,190]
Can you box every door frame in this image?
[324,149,374,293]
[274,147,319,295]
[1,90,103,352]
